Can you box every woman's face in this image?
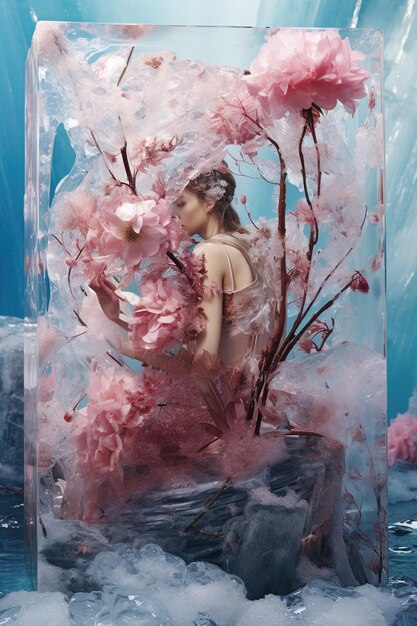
[171,188,214,236]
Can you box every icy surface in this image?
[0,541,412,625]
[0,316,24,490]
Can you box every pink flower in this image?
[243,29,370,125]
[290,198,316,225]
[368,212,380,224]
[56,191,99,236]
[71,366,156,476]
[387,412,417,467]
[129,135,180,170]
[143,54,171,69]
[298,319,332,353]
[299,335,315,353]
[128,278,186,353]
[81,257,108,283]
[350,271,370,293]
[208,79,261,145]
[86,188,182,273]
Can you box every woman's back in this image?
[202,232,276,372]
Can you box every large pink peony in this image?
[71,365,156,476]
[243,29,370,124]
[387,412,417,467]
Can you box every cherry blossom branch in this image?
[67,244,85,299]
[228,151,273,185]
[245,133,288,433]
[166,251,194,284]
[313,318,334,351]
[257,262,366,432]
[243,206,259,230]
[72,309,87,327]
[89,130,119,182]
[116,46,134,87]
[290,109,320,329]
[120,140,136,194]
[299,206,367,322]
[276,271,364,364]
[277,106,323,364]
[271,206,367,370]
[106,351,124,367]
[51,233,72,256]
[309,105,322,197]
[64,330,87,342]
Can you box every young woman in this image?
[89,161,272,377]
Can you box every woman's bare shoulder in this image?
[192,241,226,277]
[193,240,223,255]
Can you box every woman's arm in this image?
[191,242,224,360]
[92,243,224,374]
[107,321,190,374]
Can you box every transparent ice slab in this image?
[24,22,387,597]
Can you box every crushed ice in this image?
[1,540,415,625]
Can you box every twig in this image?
[117,46,134,87]
[64,330,87,342]
[277,274,358,363]
[67,244,85,300]
[120,141,136,193]
[183,476,232,532]
[51,233,72,256]
[106,351,124,367]
[272,206,368,369]
[166,250,194,284]
[245,134,287,435]
[89,130,118,181]
[73,309,87,327]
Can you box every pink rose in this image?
[243,29,370,125]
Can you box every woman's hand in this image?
[88,275,123,325]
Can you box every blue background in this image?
[1,0,416,419]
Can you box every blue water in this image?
[0,493,29,593]
[1,491,416,594]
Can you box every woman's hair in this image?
[186,160,250,235]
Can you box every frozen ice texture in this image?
[25,22,387,599]
[0,541,410,625]
[0,590,71,626]
[0,316,24,490]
